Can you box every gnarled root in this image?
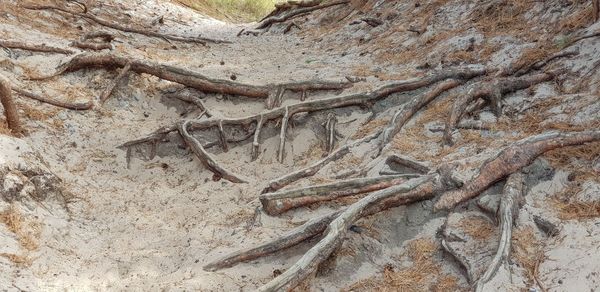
[257,0,350,30]
[434,130,600,211]
[475,173,524,292]
[0,40,74,55]
[443,72,554,145]
[178,120,248,183]
[31,52,351,100]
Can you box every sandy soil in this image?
[1,0,599,291]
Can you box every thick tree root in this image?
[475,173,524,292]
[205,165,459,275]
[434,130,600,211]
[31,52,351,99]
[259,174,416,215]
[443,72,554,145]
[178,120,249,183]
[257,0,350,30]
[0,75,24,135]
[0,40,74,55]
[23,4,227,45]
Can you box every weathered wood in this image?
[100,61,131,103]
[444,73,554,145]
[0,75,24,135]
[12,87,93,110]
[252,114,265,161]
[476,173,524,292]
[260,174,414,215]
[258,176,434,291]
[278,107,290,163]
[178,120,248,183]
[434,130,600,211]
[324,113,338,154]
[32,53,352,99]
[0,40,74,54]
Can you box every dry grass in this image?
[510,45,556,72]
[553,199,600,220]
[345,237,445,291]
[458,215,495,240]
[512,226,545,287]
[543,141,600,183]
[432,274,461,292]
[557,4,594,33]
[0,205,41,251]
[0,120,14,136]
[352,119,389,139]
[471,0,537,40]
[294,142,325,166]
[0,252,31,267]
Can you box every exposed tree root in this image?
[262,132,381,193]
[434,130,600,211]
[0,75,24,135]
[0,40,74,55]
[277,107,290,163]
[31,52,352,100]
[259,174,416,215]
[11,87,93,110]
[384,154,431,174]
[22,4,227,45]
[164,92,212,118]
[379,78,467,153]
[324,113,338,154]
[443,72,554,145]
[100,61,131,103]
[257,0,350,30]
[507,49,578,77]
[475,173,524,292]
[258,175,434,291]
[178,120,248,183]
[123,68,483,179]
[204,165,459,275]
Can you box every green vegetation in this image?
[176,0,278,22]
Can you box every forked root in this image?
[475,173,524,292]
[434,130,600,211]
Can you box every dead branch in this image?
[443,72,554,145]
[218,120,229,152]
[257,0,350,30]
[178,120,248,183]
[379,79,466,152]
[22,4,227,45]
[12,87,93,110]
[434,130,600,211]
[0,75,24,135]
[476,173,524,292]
[259,174,415,215]
[0,40,74,55]
[31,52,352,99]
[100,61,131,103]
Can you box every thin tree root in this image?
[0,40,74,55]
